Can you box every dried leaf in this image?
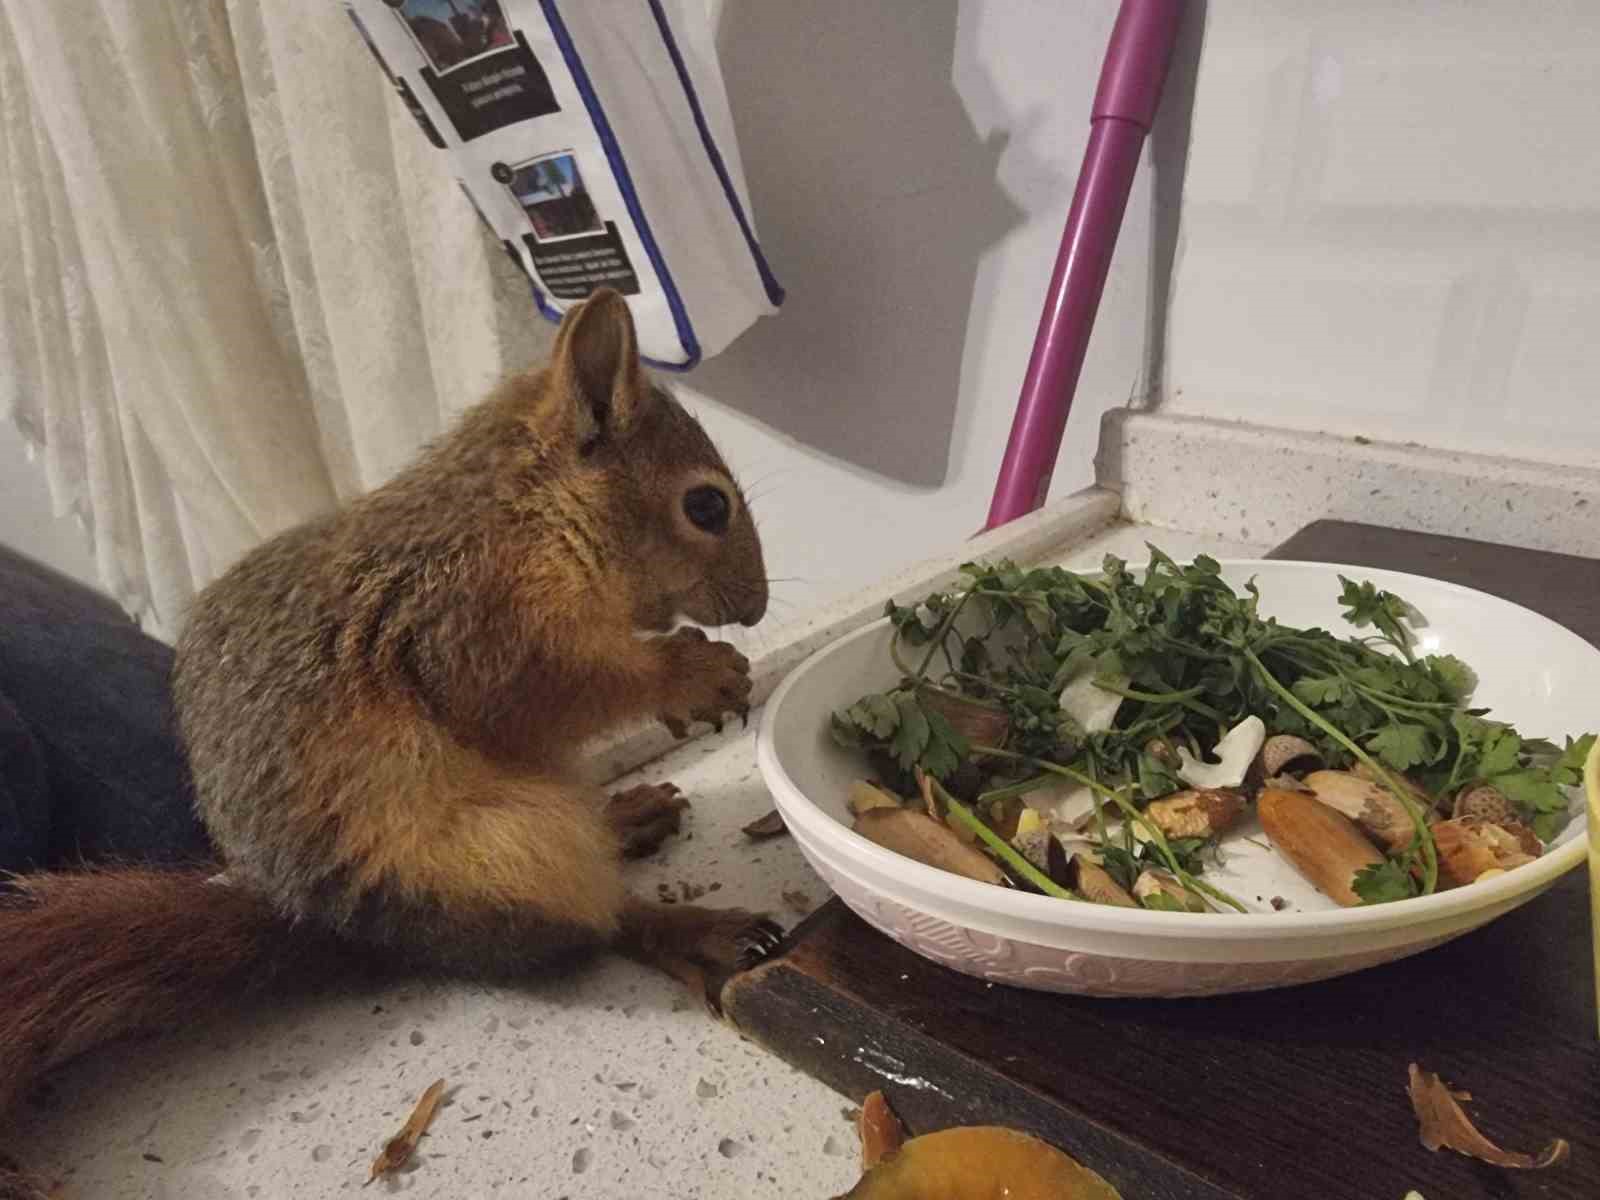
[741,810,787,840]
[858,1091,906,1170]
[1407,1064,1568,1170]
[368,1078,446,1184]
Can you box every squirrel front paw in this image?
[656,627,751,738]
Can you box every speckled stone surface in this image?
[1098,409,1600,556]
[11,521,1261,1200]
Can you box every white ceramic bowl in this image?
[756,560,1600,997]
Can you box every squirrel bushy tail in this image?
[0,866,341,1122]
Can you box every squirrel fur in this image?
[0,291,777,1194]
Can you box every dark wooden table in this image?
[724,521,1600,1199]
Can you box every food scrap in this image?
[827,551,1595,913]
[856,1091,906,1169]
[742,810,788,840]
[1407,1063,1569,1170]
[367,1078,446,1184]
[834,1091,1122,1199]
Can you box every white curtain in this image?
[0,0,551,636]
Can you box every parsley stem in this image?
[970,746,1247,913]
[1086,680,1222,722]
[928,776,1077,901]
[914,590,972,681]
[976,774,1056,805]
[888,631,918,680]
[1347,682,1458,713]
[1242,646,1438,894]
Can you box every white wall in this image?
[1161,1,1600,467]
[676,0,1166,630]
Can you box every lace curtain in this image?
[0,0,549,636]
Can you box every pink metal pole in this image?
[984,0,1185,529]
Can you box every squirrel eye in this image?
[682,485,731,535]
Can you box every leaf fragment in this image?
[741,810,788,840]
[1407,1064,1568,1170]
[368,1078,446,1184]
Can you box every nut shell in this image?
[1432,816,1540,888]
[1068,854,1138,907]
[1303,770,1415,853]
[1258,787,1386,907]
[1145,788,1245,839]
[1259,734,1323,777]
[1451,783,1516,824]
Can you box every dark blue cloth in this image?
[0,544,210,871]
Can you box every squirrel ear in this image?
[552,289,645,448]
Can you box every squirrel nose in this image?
[738,581,768,627]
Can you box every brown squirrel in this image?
[0,290,781,1195]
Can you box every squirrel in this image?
[0,289,781,1196]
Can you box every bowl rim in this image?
[755,558,1593,940]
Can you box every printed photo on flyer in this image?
[493,153,603,243]
[496,152,642,301]
[384,0,560,141]
[385,0,514,76]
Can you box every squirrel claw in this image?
[735,918,786,969]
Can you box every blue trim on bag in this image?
[646,0,784,307]
[529,280,564,324]
[539,0,700,371]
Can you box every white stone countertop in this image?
[17,522,1265,1200]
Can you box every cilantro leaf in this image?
[920,707,969,780]
[1352,859,1419,905]
[1425,654,1477,703]
[884,599,933,646]
[1338,575,1418,661]
[831,692,902,749]
[852,694,901,739]
[1292,676,1347,706]
[1366,723,1431,772]
[1135,751,1185,803]
[1553,733,1597,785]
[1532,810,1573,843]
[829,713,864,750]
[1476,724,1523,778]
[1489,768,1565,816]
[890,692,930,770]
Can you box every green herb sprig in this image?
[831,548,1594,908]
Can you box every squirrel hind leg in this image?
[336,770,630,981]
[615,900,784,1013]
